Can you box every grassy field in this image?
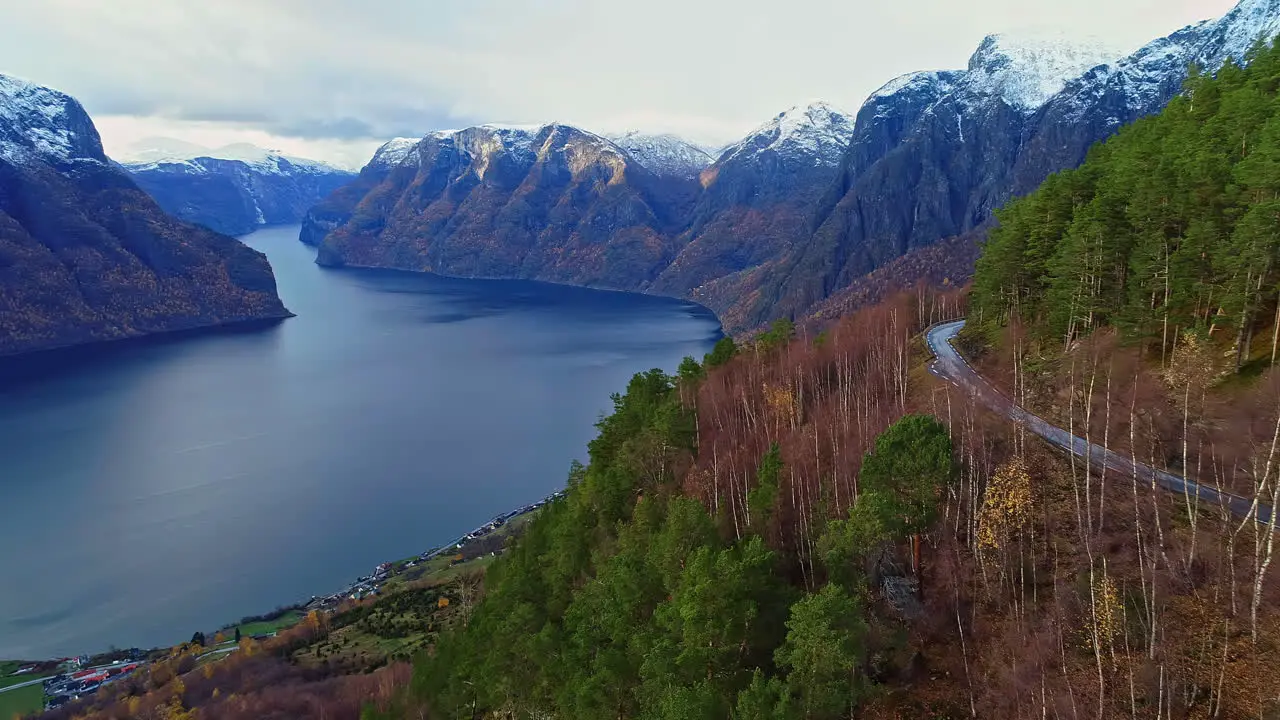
[293,584,454,671]
[0,683,44,719]
[231,610,304,638]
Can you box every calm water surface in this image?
[0,225,719,658]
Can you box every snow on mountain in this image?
[368,137,422,168]
[451,124,545,162]
[608,131,714,178]
[720,102,856,167]
[1207,0,1280,70]
[868,71,962,104]
[119,136,213,164]
[368,124,659,180]
[1052,0,1280,118]
[118,139,344,175]
[122,138,356,236]
[860,34,1119,118]
[962,33,1121,111]
[0,73,103,165]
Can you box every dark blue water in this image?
[0,225,719,659]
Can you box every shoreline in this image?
[297,488,566,613]
[0,314,292,387]
[2,488,565,667]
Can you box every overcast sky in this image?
[0,0,1239,168]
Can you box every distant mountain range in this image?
[304,0,1280,334]
[0,75,290,357]
[118,141,355,237]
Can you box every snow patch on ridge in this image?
[119,139,344,175]
[608,131,714,178]
[869,71,959,103]
[1212,0,1280,69]
[370,137,421,167]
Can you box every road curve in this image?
[926,320,1269,523]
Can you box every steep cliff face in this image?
[123,144,355,237]
[0,74,290,357]
[312,125,699,289]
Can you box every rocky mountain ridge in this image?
[307,123,701,289]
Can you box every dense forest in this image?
[972,39,1280,370]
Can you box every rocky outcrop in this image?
[123,144,355,237]
[0,74,290,357]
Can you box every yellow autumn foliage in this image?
[1164,329,1219,391]
[762,382,797,427]
[1087,572,1123,652]
[976,458,1034,552]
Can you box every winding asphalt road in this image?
[926,320,1270,524]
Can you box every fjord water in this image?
[0,225,720,659]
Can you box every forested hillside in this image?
[972,40,1280,370]
[36,286,1280,719]
[358,287,1280,720]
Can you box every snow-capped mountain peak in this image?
[723,101,856,167]
[0,73,103,165]
[963,33,1121,111]
[608,131,714,178]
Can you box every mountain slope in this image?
[608,132,714,179]
[760,0,1280,327]
[0,75,290,357]
[311,125,700,289]
[122,142,355,236]
[648,103,856,319]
